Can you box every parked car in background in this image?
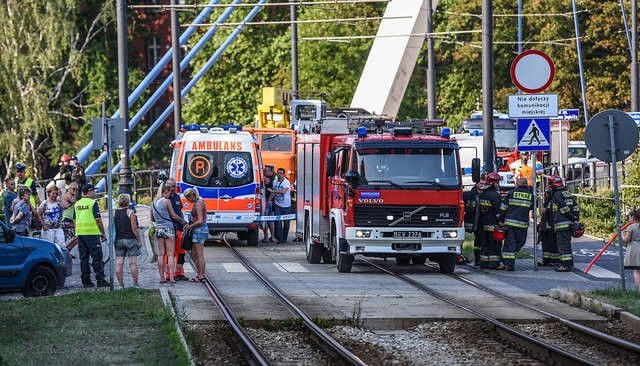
[0,221,71,297]
[566,140,606,184]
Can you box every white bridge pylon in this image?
[350,0,437,119]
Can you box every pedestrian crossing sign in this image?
[517,118,550,151]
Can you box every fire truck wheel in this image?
[305,220,322,264]
[337,253,353,273]
[411,256,427,265]
[395,257,410,265]
[436,253,456,274]
[308,245,323,264]
[333,233,352,273]
[246,229,259,246]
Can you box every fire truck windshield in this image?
[355,147,460,189]
[261,134,292,152]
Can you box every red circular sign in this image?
[510,50,555,93]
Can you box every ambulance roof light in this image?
[181,124,201,131]
[199,127,209,133]
[357,126,367,138]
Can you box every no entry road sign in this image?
[510,50,555,94]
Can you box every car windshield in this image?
[569,146,587,158]
[494,129,517,150]
[183,151,253,187]
[261,134,292,152]
[355,147,460,189]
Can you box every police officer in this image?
[547,175,580,272]
[463,173,486,265]
[478,172,504,269]
[500,178,533,271]
[75,184,109,288]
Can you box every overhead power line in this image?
[185,15,409,27]
[130,0,391,10]
[301,29,482,41]
[439,9,589,19]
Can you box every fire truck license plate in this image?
[393,231,422,238]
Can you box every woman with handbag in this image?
[183,188,208,282]
[114,193,142,289]
[151,184,186,284]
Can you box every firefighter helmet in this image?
[548,175,565,189]
[493,223,506,241]
[571,222,585,238]
[486,172,501,184]
[60,154,70,162]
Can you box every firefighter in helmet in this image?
[500,177,533,271]
[478,172,504,269]
[463,173,486,265]
[546,175,580,272]
[539,184,558,267]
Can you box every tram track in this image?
[188,234,366,365]
[360,257,640,365]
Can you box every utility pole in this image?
[482,0,494,172]
[116,0,132,195]
[171,0,182,137]
[426,0,435,119]
[290,0,299,100]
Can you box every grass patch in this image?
[589,287,640,317]
[0,289,189,366]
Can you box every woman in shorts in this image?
[183,188,208,282]
[114,193,142,289]
[151,184,186,284]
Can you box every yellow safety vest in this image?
[74,197,101,235]
[15,177,36,208]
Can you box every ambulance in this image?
[170,125,263,245]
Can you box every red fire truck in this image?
[296,119,473,273]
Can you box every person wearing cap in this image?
[74,184,109,288]
[70,156,86,185]
[14,162,40,211]
[499,178,534,271]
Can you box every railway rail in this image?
[187,235,366,365]
[359,257,640,365]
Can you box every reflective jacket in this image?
[501,186,533,229]
[479,186,502,231]
[74,197,101,235]
[463,186,481,232]
[550,189,580,231]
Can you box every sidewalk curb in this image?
[159,287,196,366]
[549,288,640,330]
[139,227,155,264]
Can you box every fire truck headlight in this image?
[442,230,458,238]
[355,230,372,238]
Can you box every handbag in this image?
[182,229,193,251]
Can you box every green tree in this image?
[0,1,111,179]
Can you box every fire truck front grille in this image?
[353,206,458,228]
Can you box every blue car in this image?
[0,221,71,297]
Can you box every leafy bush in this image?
[575,188,617,240]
